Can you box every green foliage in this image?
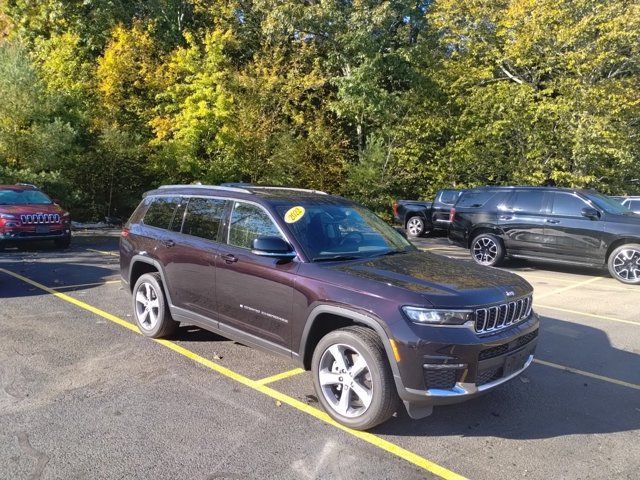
[0,0,638,222]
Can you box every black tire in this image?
[0,241,5,252]
[405,216,426,237]
[607,243,640,285]
[311,325,399,430]
[470,233,505,267]
[132,272,178,338]
[54,235,71,249]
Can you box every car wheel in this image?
[471,233,505,267]
[607,244,640,285]
[311,326,399,430]
[405,216,426,237]
[132,273,178,338]
[54,235,71,249]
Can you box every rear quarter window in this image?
[142,196,180,230]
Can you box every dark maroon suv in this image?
[120,184,539,430]
[0,184,71,250]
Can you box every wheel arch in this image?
[298,306,401,383]
[605,237,640,262]
[129,256,172,303]
[468,225,504,248]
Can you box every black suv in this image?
[120,184,539,429]
[450,186,640,284]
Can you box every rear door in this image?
[499,190,554,255]
[545,192,605,260]
[215,200,299,352]
[167,196,229,320]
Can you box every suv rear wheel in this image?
[608,243,640,285]
[406,216,426,237]
[471,233,505,267]
[311,326,398,430]
[132,273,178,337]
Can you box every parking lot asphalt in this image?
[1,232,639,480]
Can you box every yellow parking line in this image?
[255,368,306,385]
[535,276,603,300]
[536,304,639,327]
[53,280,120,290]
[87,248,119,257]
[0,267,467,480]
[533,359,640,391]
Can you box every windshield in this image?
[584,192,634,215]
[0,189,53,205]
[275,201,415,261]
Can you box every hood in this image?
[328,251,531,308]
[0,203,64,216]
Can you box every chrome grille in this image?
[475,296,532,334]
[20,213,61,224]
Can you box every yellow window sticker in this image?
[284,206,305,224]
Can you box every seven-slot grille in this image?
[20,213,61,224]
[475,296,532,334]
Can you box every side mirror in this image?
[252,236,296,260]
[581,207,600,220]
[395,227,408,239]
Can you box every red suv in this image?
[0,184,71,250]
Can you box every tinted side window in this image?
[143,197,180,229]
[228,202,282,249]
[508,191,546,214]
[551,193,588,216]
[628,200,640,210]
[439,190,460,205]
[456,191,495,208]
[182,198,227,241]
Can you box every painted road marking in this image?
[537,304,639,327]
[255,368,306,385]
[535,276,603,300]
[0,267,467,480]
[533,359,640,391]
[53,280,120,290]
[86,248,119,257]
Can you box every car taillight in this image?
[392,202,399,217]
[449,207,456,222]
[121,227,130,237]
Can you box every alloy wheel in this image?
[318,344,373,418]
[473,237,498,265]
[135,282,161,330]
[612,248,640,281]
[406,218,424,236]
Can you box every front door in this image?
[215,201,298,351]
[544,192,604,261]
[499,190,554,255]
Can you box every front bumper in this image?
[391,312,539,417]
[1,228,70,242]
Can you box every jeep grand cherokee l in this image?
[0,184,71,250]
[449,186,640,284]
[120,184,539,430]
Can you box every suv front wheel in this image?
[132,273,178,337]
[471,233,505,267]
[608,244,640,285]
[311,326,398,430]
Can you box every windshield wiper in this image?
[312,255,362,262]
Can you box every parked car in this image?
[0,184,71,250]
[393,189,463,237]
[120,184,539,430]
[449,186,640,284]
[618,197,640,214]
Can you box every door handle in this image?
[162,239,176,248]
[498,215,513,220]
[221,253,238,264]
[546,219,560,224]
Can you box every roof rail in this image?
[158,184,252,194]
[15,183,38,189]
[247,186,328,195]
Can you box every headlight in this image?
[0,213,17,220]
[402,306,474,325]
